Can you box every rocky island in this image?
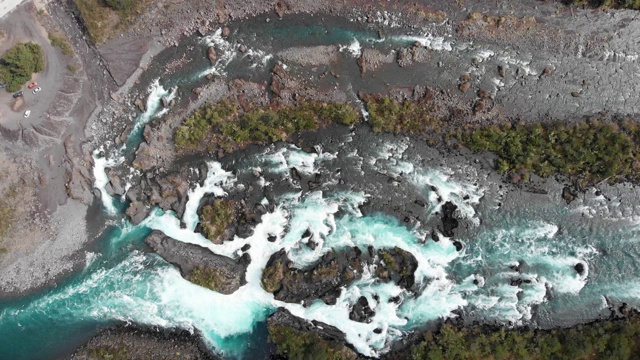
[2,0,640,359]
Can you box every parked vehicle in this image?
[12,91,23,98]
[27,82,37,89]
[24,110,31,118]
[32,87,42,94]
[0,84,4,89]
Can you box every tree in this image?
[0,43,45,92]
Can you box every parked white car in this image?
[24,110,31,118]
[32,87,42,95]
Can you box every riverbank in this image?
[2,0,640,359]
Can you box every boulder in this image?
[145,231,248,294]
[562,186,578,204]
[440,201,459,238]
[207,47,217,65]
[349,296,375,323]
[267,308,358,360]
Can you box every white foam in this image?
[200,28,237,77]
[395,34,453,52]
[340,39,362,57]
[92,148,124,215]
[182,161,236,231]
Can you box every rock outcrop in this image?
[145,231,248,294]
[261,246,418,305]
[267,308,359,360]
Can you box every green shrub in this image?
[174,100,360,150]
[268,325,355,360]
[460,120,640,186]
[0,43,45,92]
[200,200,235,242]
[407,317,640,360]
[567,0,640,10]
[365,95,443,134]
[185,267,225,292]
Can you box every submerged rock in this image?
[145,231,248,294]
[349,296,376,323]
[267,308,358,360]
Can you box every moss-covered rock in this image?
[261,246,417,305]
[199,199,236,244]
[267,308,359,360]
[145,231,248,294]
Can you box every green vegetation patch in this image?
[48,32,74,56]
[268,325,356,360]
[174,100,360,151]
[364,95,640,187]
[200,199,235,243]
[73,0,148,44]
[0,43,44,92]
[567,0,640,10]
[364,95,443,135]
[185,266,226,292]
[409,317,640,360]
[261,261,284,293]
[459,119,640,186]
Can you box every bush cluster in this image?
[174,101,360,150]
[0,43,44,92]
[200,199,235,243]
[365,95,442,134]
[409,318,640,360]
[567,0,640,10]
[268,325,355,360]
[459,120,640,186]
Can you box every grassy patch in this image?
[48,32,74,56]
[0,43,44,92]
[185,267,226,292]
[174,100,360,151]
[67,64,79,73]
[200,199,235,243]
[409,317,640,360]
[268,325,356,360]
[73,0,149,44]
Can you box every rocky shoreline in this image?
[3,0,640,359]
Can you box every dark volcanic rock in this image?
[349,296,376,323]
[267,308,358,360]
[440,201,459,238]
[262,246,418,305]
[71,325,218,360]
[145,231,247,294]
[574,262,585,275]
[562,186,578,204]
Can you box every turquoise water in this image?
[3,152,640,358]
[2,21,640,360]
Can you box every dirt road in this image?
[0,3,64,131]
